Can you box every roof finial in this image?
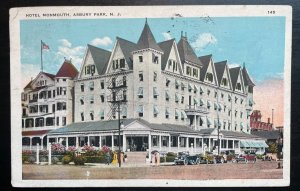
[185,32,187,39]
[181,31,183,38]
[145,17,148,24]
[243,62,246,68]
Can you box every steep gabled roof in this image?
[87,44,111,75]
[24,80,33,89]
[43,72,55,79]
[177,36,202,67]
[136,21,162,52]
[117,37,138,70]
[229,67,241,90]
[214,60,227,85]
[158,39,175,70]
[251,130,280,140]
[242,66,255,86]
[56,60,79,79]
[199,54,212,81]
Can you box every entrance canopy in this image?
[240,140,268,148]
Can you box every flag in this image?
[42,41,50,50]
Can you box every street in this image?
[22,161,283,180]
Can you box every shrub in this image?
[166,156,176,162]
[51,156,60,164]
[62,155,72,164]
[22,155,29,163]
[74,156,87,165]
[101,145,111,153]
[84,150,98,156]
[85,156,107,163]
[51,143,66,155]
[67,146,77,152]
[166,152,177,157]
[256,154,264,159]
[28,156,36,164]
[39,150,48,156]
[40,156,48,162]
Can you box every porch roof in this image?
[220,130,264,140]
[22,130,49,137]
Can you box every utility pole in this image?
[272,109,274,129]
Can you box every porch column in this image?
[111,134,114,151]
[40,137,43,149]
[186,137,189,150]
[148,134,152,157]
[55,137,58,143]
[159,135,162,151]
[194,137,196,153]
[177,136,180,150]
[122,134,126,152]
[66,137,69,148]
[194,115,197,130]
[208,138,211,151]
[99,136,102,149]
[76,136,79,148]
[226,139,228,149]
[47,137,49,149]
[87,136,90,146]
[168,135,171,152]
[29,137,32,150]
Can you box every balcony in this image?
[184,105,209,115]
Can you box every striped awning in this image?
[137,87,143,96]
[175,109,180,117]
[194,98,199,105]
[153,87,159,96]
[199,86,204,93]
[165,108,171,115]
[207,117,213,125]
[200,99,205,106]
[153,105,159,114]
[165,91,170,99]
[194,85,198,92]
[175,80,180,86]
[99,110,105,117]
[188,83,193,90]
[137,105,143,113]
[181,111,187,118]
[175,93,180,102]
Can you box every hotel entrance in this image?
[126,135,148,152]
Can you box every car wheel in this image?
[184,159,188,166]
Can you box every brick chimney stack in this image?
[267,118,270,124]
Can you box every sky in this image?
[20,17,286,126]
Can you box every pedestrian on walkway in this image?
[105,152,111,165]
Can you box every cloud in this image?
[228,63,241,68]
[21,64,40,88]
[90,37,113,46]
[162,32,172,40]
[191,33,217,51]
[56,39,85,69]
[59,39,72,48]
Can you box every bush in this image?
[74,156,87,165]
[166,156,176,162]
[40,156,48,162]
[22,155,29,163]
[51,143,66,155]
[28,156,36,164]
[256,154,264,159]
[166,152,177,157]
[52,156,60,164]
[62,155,72,164]
[85,156,107,163]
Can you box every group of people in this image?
[105,152,127,165]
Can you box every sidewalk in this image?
[85,162,174,168]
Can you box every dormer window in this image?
[186,66,191,75]
[221,78,227,86]
[139,71,143,81]
[206,73,213,82]
[91,65,95,75]
[153,55,159,64]
[153,72,157,82]
[85,65,91,74]
[193,68,198,78]
[168,60,172,69]
[139,56,143,62]
[120,59,125,68]
[236,83,241,90]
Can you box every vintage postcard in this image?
[10,6,292,187]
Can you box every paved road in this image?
[22,161,282,180]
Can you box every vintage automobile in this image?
[174,152,189,165]
[233,153,256,163]
[174,153,205,165]
[205,152,226,164]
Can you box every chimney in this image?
[267,118,270,124]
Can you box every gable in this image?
[234,71,245,93]
[220,65,232,90]
[123,120,151,131]
[31,72,55,89]
[163,41,183,75]
[203,59,218,86]
[106,42,129,73]
[79,48,99,78]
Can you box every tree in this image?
[268,142,278,154]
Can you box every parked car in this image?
[174,152,189,165]
[204,152,225,164]
[234,154,256,163]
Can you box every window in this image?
[214,91,218,98]
[80,97,84,105]
[235,96,238,103]
[186,66,191,75]
[90,96,94,104]
[235,110,238,117]
[188,84,192,92]
[100,80,105,89]
[100,110,105,120]
[153,105,159,117]
[100,95,105,102]
[112,78,116,87]
[153,87,159,99]
[240,99,244,104]
[168,60,172,69]
[139,71,143,81]
[62,102,66,110]
[165,108,170,119]
[153,56,159,64]
[89,81,94,91]
[81,83,84,92]
[48,91,51,98]
[205,73,213,82]
[153,72,157,82]
[181,83,185,91]
[175,109,179,120]
[223,121,226,130]
[248,86,253,93]
[236,83,241,90]
[139,56,143,62]
[193,68,198,78]
[165,91,170,101]
[137,87,143,98]
[221,93,224,99]
[63,79,66,82]
[115,60,119,69]
[56,117,59,126]
[207,101,211,109]
[120,58,125,68]
[81,112,84,121]
[166,79,170,87]
[56,79,59,82]
[240,112,243,118]
[181,96,184,104]
[85,65,91,74]
[112,60,115,70]
[234,123,237,131]
[175,80,179,89]
[175,93,179,103]
[90,111,94,120]
[137,105,143,117]
[228,110,231,116]
[228,122,231,130]
[91,65,95,74]
[53,90,55,98]
[123,90,127,101]
[62,117,66,126]
[221,78,227,86]
[228,95,231,102]
[207,89,211,96]
[123,76,127,86]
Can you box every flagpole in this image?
[41,40,43,72]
